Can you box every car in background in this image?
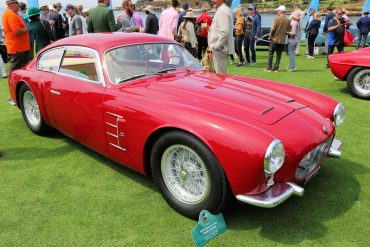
[8,33,344,219]
[329,47,370,99]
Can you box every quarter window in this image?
[37,48,64,72]
[59,48,100,82]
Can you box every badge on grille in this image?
[323,126,329,135]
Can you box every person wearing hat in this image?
[66,4,83,36]
[25,6,55,53]
[39,4,49,21]
[287,11,301,72]
[244,5,261,65]
[87,0,122,33]
[178,11,198,57]
[356,10,370,49]
[177,3,189,31]
[2,0,32,71]
[144,5,159,35]
[264,5,291,72]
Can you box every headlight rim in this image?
[264,139,285,174]
[333,102,345,126]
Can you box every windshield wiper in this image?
[118,74,147,83]
[154,68,177,75]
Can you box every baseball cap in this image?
[248,5,255,10]
[65,4,75,10]
[275,5,286,12]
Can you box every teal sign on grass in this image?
[191,210,227,247]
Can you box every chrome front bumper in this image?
[328,138,342,158]
[236,182,304,208]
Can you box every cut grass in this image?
[0,46,369,246]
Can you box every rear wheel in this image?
[151,131,230,219]
[19,84,50,135]
[347,67,370,99]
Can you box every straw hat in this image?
[5,0,18,4]
[291,11,301,20]
[144,5,154,14]
[184,11,196,19]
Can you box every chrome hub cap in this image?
[23,91,41,127]
[161,145,210,204]
[354,69,370,96]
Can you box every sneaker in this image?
[307,55,314,59]
[273,69,279,72]
[230,60,234,65]
[264,68,272,72]
[235,63,244,67]
[250,62,256,65]
[1,72,7,78]
[287,68,296,72]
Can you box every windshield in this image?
[105,43,204,84]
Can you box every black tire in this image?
[19,84,50,135]
[346,67,370,100]
[150,131,231,219]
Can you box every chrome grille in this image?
[295,135,334,180]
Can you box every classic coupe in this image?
[8,33,344,219]
[329,47,370,99]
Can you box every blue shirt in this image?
[250,13,261,36]
[357,16,370,34]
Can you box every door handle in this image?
[50,90,61,96]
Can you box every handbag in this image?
[344,27,355,46]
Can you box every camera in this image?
[339,17,347,24]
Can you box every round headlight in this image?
[264,139,285,174]
[333,102,345,126]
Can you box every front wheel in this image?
[19,84,50,135]
[151,131,231,219]
[347,67,370,99]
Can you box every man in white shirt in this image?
[207,0,234,74]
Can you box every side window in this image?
[59,47,100,82]
[37,48,64,72]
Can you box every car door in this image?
[36,47,65,127]
[49,46,107,155]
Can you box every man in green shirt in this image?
[88,0,122,33]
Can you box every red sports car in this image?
[329,47,370,99]
[8,33,344,219]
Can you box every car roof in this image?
[47,33,177,53]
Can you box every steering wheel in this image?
[157,55,183,71]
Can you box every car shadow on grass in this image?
[61,136,157,192]
[224,157,368,244]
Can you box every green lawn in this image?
[0,47,369,246]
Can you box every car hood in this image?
[145,72,307,125]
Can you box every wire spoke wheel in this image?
[161,145,210,204]
[23,91,41,127]
[353,69,370,96]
